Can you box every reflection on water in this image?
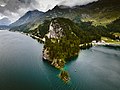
[0,30,120,90]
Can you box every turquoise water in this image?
[0,30,120,90]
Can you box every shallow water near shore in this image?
[0,30,120,90]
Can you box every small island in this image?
[59,70,70,83]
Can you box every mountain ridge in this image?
[10,0,120,32]
[10,10,44,27]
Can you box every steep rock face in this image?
[42,48,50,60]
[47,20,64,39]
[43,19,65,68]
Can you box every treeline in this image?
[76,18,120,41]
[29,17,120,43]
[107,18,120,33]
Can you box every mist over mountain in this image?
[58,0,98,7]
[0,17,11,25]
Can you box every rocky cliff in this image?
[42,18,80,69]
[43,19,65,68]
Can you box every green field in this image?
[101,37,120,44]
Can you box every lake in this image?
[0,30,120,90]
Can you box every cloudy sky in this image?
[0,0,98,23]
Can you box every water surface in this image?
[0,30,120,90]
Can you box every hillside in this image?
[107,18,120,32]
[10,0,120,32]
[0,25,10,30]
[42,0,120,26]
[10,10,44,27]
[79,0,120,25]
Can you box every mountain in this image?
[0,25,10,30]
[79,0,120,25]
[0,18,11,25]
[10,10,44,27]
[10,0,120,32]
[44,0,120,26]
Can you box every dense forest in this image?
[28,17,120,44]
[42,17,120,68]
[43,18,81,68]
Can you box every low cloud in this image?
[58,0,98,7]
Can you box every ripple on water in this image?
[0,30,120,90]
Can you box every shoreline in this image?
[92,42,120,47]
[8,30,120,48]
[3,29,120,48]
